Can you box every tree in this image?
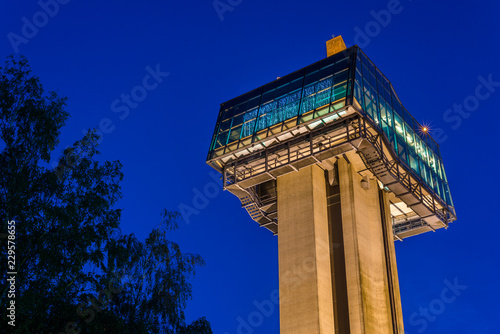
[0,55,211,333]
[76,211,212,334]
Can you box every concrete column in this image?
[381,190,405,333]
[338,155,401,334]
[277,164,335,334]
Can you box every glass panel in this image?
[219,119,231,132]
[254,128,269,142]
[419,160,428,184]
[241,120,256,138]
[300,111,314,124]
[283,117,297,130]
[228,126,242,143]
[285,101,300,119]
[354,82,362,102]
[392,98,402,117]
[232,114,244,128]
[268,107,285,127]
[396,136,407,164]
[332,99,345,111]
[303,84,316,97]
[394,113,405,138]
[380,98,392,127]
[289,78,303,91]
[269,124,283,135]
[261,89,275,104]
[314,106,330,119]
[300,95,315,115]
[334,69,349,84]
[255,114,267,132]
[404,124,415,149]
[215,130,229,148]
[315,88,331,109]
[276,96,288,109]
[317,77,333,91]
[275,83,289,98]
[239,137,252,148]
[288,89,302,104]
[333,83,347,101]
[409,149,419,174]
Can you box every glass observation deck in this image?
[207,45,456,238]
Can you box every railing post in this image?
[310,133,314,156]
[363,116,367,137]
[233,159,238,185]
[358,116,362,137]
[288,141,291,165]
[265,148,269,173]
[222,165,226,190]
[346,120,350,142]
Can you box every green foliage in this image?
[0,56,211,333]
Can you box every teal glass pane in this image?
[404,124,415,150]
[285,101,300,119]
[300,95,315,114]
[381,120,391,139]
[380,98,393,127]
[393,113,405,138]
[260,101,276,115]
[317,77,333,91]
[419,160,429,184]
[445,184,453,206]
[396,136,408,164]
[334,69,349,84]
[354,82,362,103]
[315,89,331,109]
[392,98,403,117]
[388,127,397,152]
[228,126,242,143]
[215,130,229,149]
[255,114,267,132]
[242,120,256,138]
[219,119,231,132]
[303,84,316,97]
[428,153,438,174]
[333,83,347,100]
[276,96,288,108]
[232,114,244,128]
[287,89,301,104]
[355,68,363,87]
[409,149,419,174]
[268,107,285,126]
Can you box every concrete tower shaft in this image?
[277,150,404,333]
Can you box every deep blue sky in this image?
[2,0,499,332]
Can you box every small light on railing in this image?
[418,123,431,136]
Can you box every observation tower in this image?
[206,36,456,334]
